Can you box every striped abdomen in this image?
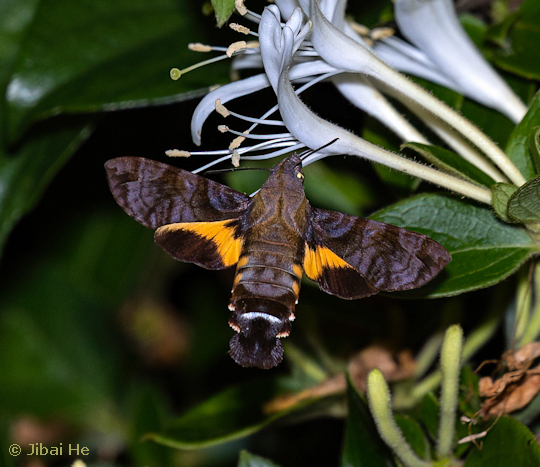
[227,234,304,369]
[229,237,304,324]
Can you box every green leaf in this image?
[491,183,519,222]
[238,450,282,467]
[212,0,236,27]
[505,91,540,180]
[529,127,540,174]
[0,120,92,252]
[146,377,321,449]
[370,193,537,297]
[490,0,540,80]
[415,393,440,442]
[394,415,430,460]
[508,175,540,223]
[402,143,495,187]
[0,211,154,422]
[485,12,520,47]
[464,416,540,466]
[3,0,229,141]
[340,375,396,467]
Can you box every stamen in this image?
[222,127,293,140]
[170,55,229,80]
[215,99,230,118]
[230,23,251,35]
[231,151,241,167]
[188,43,213,52]
[235,0,247,15]
[227,41,247,58]
[370,27,395,41]
[190,139,301,174]
[165,149,190,158]
[229,135,246,150]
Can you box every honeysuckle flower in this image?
[188,0,527,176]
[394,0,527,124]
[175,0,533,207]
[304,0,526,186]
[259,5,493,204]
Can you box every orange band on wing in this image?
[158,220,243,267]
[303,243,352,280]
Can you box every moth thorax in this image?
[228,308,291,369]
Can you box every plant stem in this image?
[436,325,463,459]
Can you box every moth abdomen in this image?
[227,248,303,368]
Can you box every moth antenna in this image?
[298,138,339,161]
[204,166,270,176]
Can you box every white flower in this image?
[172,0,530,205]
[305,0,525,185]
[394,0,527,124]
[259,5,492,204]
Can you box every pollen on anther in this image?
[235,0,247,15]
[188,43,212,53]
[232,151,240,167]
[226,41,247,58]
[165,149,190,158]
[229,135,245,150]
[370,27,394,41]
[215,99,230,118]
[218,125,229,133]
[230,23,250,35]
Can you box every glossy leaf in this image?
[464,416,540,466]
[490,0,540,80]
[505,91,540,181]
[3,0,229,141]
[212,0,237,27]
[415,393,440,441]
[394,415,430,460]
[146,377,325,450]
[529,126,540,174]
[491,183,519,223]
[508,175,540,222]
[0,120,91,252]
[340,375,396,467]
[371,193,537,297]
[0,211,154,421]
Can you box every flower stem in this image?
[367,369,432,467]
[436,325,463,459]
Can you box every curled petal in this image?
[308,0,526,185]
[374,38,462,92]
[394,0,527,123]
[275,0,301,20]
[259,6,310,92]
[272,29,492,203]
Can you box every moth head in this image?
[228,312,290,369]
[266,154,304,190]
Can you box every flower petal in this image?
[394,0,527,123]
